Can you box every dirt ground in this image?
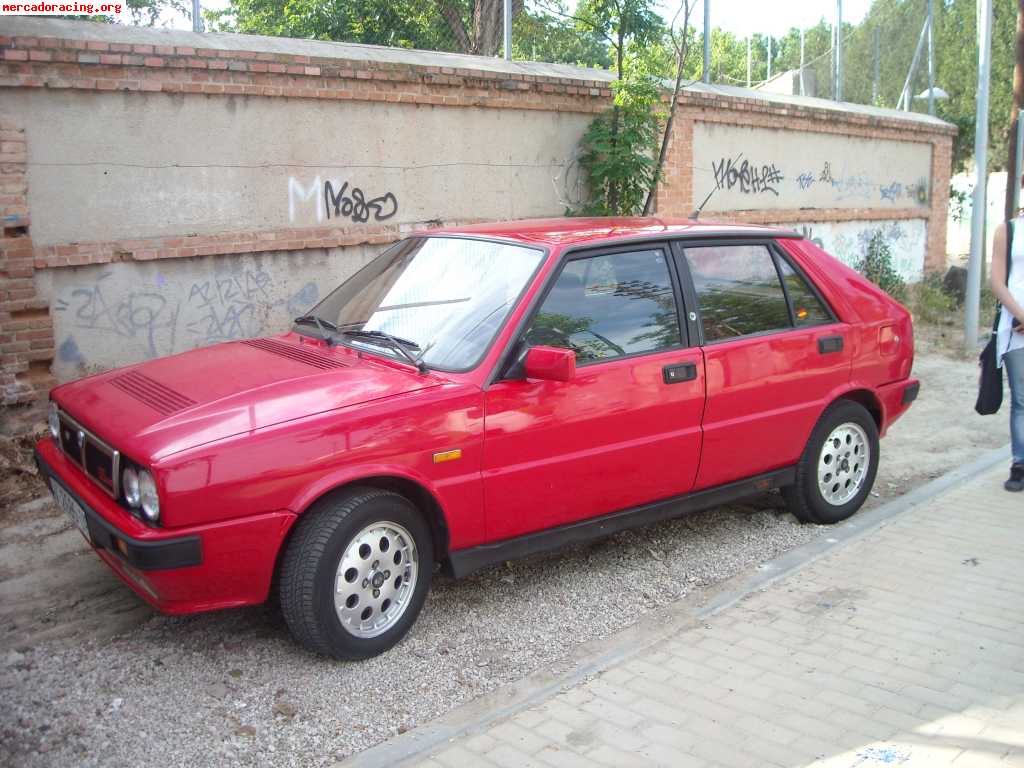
[0,336,1009,654]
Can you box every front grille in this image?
[56,411,120,499]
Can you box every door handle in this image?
[818,335,844,354]
[663,362,698,384]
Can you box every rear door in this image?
[482,243,706,541]
[672,239,852,491]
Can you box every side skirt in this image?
[446,466,796,578]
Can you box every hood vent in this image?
[240,338,349,370]
[110,370,197,416]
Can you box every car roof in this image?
[424,217,801,247]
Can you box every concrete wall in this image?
[35,246,381,381]
[0,18,956,406]
[11,90,588,247]
[782,219,928,282]
[692,123,932,213]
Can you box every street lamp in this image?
[914,86,949,102]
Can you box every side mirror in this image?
[524,346,575,382]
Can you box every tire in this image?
[783,400,880,525]
[278,487,433,660]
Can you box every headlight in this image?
[139,470,160,522]
[48,401,60,440]
[122,467,141,508]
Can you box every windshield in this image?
[299,237,545,370]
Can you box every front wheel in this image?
[784,400,879,524]
[278,487,433,660]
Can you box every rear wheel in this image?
[784,400,879,524]
[279,487,432,660]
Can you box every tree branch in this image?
[437,0,473,53]
[643,0,696,216]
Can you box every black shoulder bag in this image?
[975,219,1014,415]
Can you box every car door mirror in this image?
[524,346,575,382]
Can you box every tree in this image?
[438,0,523,56]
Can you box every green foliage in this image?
[575,60,663,216]
[856,232,907,302]
[908,271,957,325]
[570,0,668,217]
[512,2,611,67]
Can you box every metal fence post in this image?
[966,0,994,351]
[504,0,512,61]
[927,0,935,115]
[192,0,204,33]
[835,0,843,101]
[703,0,711,83]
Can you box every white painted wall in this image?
[693,122,933,213]
[780,219,928,282]
[34,245,383,381]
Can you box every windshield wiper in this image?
[341,329,428,373]
[294,314,340,345]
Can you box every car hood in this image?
[54,334,447,461]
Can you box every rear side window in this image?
[776,258,831,327]
[685,245,790,341]
[525,248,681,363]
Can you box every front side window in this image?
[525,249,681,363]
[302,237,544,370]
[685,245,791,342]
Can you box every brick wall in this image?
[0,20,955,410]
[1,120,55,406]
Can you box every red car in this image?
[36,218,917,659]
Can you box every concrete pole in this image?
[746,36,752,88]
[966,0,994,351]
[767,36,772,81]
[927,0,935,115]
[192,0,204,33]
[799,29,805,96]
[703,0,711,83]
[872,27,880,105]
[834,0,843,101]
[503,0,512,60]
[1005,0,1024,221]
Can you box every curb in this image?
[337,444,1010,768]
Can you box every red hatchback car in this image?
[36,218,917,659]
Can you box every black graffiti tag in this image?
[324,181,398,223]
[712,154,784,196]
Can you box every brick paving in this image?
[413,466,1024,767]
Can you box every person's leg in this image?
[1002,347,1024,491]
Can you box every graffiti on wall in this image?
[288,177,399,225]
[693,123,933,213]
[48,259,322,377]
[785,219,927,282]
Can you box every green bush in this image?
[855,232,907,302]
[909,271,957,325]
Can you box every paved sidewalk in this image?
[404,464,1024,768]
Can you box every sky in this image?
[166,0,875,42]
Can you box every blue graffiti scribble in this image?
[287,282,319,316]
[880,182,902,202]
[853,746,912,765]
[797,172,815,190]
[58,335,84,364]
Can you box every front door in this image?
[483,244,706,542]
[675,240,853,491]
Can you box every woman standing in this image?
[990,215,1024,491]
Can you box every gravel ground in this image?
[0,346,1009,767]
[0,498,818,767]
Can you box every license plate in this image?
[51,479,91,543]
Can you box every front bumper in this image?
[35,439,297,614]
